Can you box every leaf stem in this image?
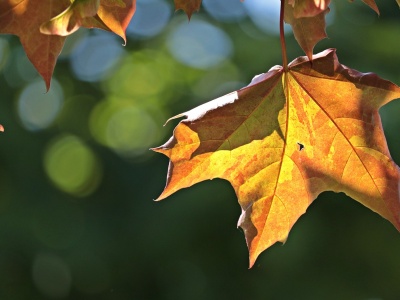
[280,0,288,71]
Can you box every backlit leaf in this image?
[40,0,103,36]
[97,0,136,44]
[40,0,136,44]
[154,49,400,267]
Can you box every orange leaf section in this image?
[97,0,136,44]
[40,0,102,36]
[0,0,70,90]
[40,0,136,44]
[153,49,400,267]
[284,1,329,60]
[174,0,201,19]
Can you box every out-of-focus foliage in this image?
[0,0,399,299]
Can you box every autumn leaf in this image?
[284,0,383,60]
[174,0,201,19]
[40,0,136,44]
[97,0,136,44]
[153,49,400,267]
[0,0,70,90]
[284,1,329,60]
[40,0,105,37]
[0,0,135,90]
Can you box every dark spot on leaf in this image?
[297,142,304,151]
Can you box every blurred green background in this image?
[0,0,400,299]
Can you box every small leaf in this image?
[284,2,329,60]
[174,0,202,19]
[97,0,136,44]
[154,49,400,267]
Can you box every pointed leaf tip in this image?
[174,0,201,19]
[96,0,136,45]
[361,0,380,15]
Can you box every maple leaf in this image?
[174,0,201,19]
[0,0,70,90]
[153,49,400,267]
[284,1,329,60]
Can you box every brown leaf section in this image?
[284,1,329,60]
[0,0,135,89]
[287,0,331,18]
[153,49,400,267]
[174,0,201,19]
[0,0,70,90]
